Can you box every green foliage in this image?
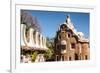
[44,49,53,60]
[31,51,38,62]
[44,37,55,61]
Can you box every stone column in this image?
[35,32,39,48]
[44,37,47,49]
[21,24,25,46]
[40,34,43,49]
[22,24,29,47]
[42,37,44,49]
[28,28,34,48]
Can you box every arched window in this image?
[60,40,66,50]
[61,45,66,50]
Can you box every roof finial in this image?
[66,14,71,24]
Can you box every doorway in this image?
[75,53,78,60]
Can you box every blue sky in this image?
[21,10,89,39]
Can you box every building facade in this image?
[54,15,90,61]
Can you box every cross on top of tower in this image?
[66,14,71,24]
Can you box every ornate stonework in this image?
[21,24,48,50]
[54,15,90,61]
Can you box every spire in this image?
[66,14,71,24]
[65,14,75,31]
